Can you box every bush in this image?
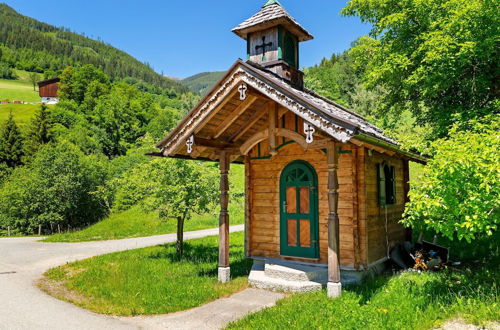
[0,141,110,234]
[0,62,16,79]
[403,116,499,242]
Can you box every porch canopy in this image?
[155,59,424,292]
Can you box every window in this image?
[377,162,396,206]
[284,32,297,67]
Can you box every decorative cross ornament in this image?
[304,122,316,144]
[186,135,194,154]
[255,36,273,61]
[238,83,248,101]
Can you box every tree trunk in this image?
[176,216,185,257]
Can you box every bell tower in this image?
[232,0,313,89]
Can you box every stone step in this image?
[249,264,324,293]
[264,261,327,283]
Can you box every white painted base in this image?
[327,282,342,298]
[218,267,231,283]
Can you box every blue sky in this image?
[4,0,371,78]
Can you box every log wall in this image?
[364,151,407,264]
[247,141,358,267]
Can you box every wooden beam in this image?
[269,103,278,155]
[240,129,269,155]
[194,137,236,149]
[244,156,251,257]
[228,104,268,142]
[218,150,230,270]
[191,146,207,158]
[327,140,341,285]
[352,146,361,270]
[194,88,239,134]
[213,95,258,139]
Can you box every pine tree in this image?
[25,104,52,155]
[0,112,24,168]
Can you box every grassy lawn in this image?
[43,203,244,242]
[229,235,499,329]
[0,103,39,126]
[0,76,40,102]
[39,232,252,315]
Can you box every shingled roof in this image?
[157,59,425,163]
[232,1,313,41]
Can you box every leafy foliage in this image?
[342,0,499,136]
[403,117,499,241]
[25,104,53,157]
[0,141,110,234]
[0,112,24,167]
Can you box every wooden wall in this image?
[248,27,279,65]
[39,82,59,98]
[246,139,358,267]
[364,151,407,264]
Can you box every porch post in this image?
[327,140,342,298]
[218,150,231,283]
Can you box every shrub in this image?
[0,141,110,234]
[403,116,499,241]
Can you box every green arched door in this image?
[280,160,319,259]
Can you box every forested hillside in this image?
[0,3,188,93]
[181,71,226,95]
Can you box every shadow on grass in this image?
[148,241,253,278]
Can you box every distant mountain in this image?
[180,71,226,95]
[0,3,188,93]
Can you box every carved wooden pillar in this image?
[327,140,342,298]
[269,103,278,156]
[218,150,231,283]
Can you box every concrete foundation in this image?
[327,282,342,298]
[218,267,231,283]
[248,258,389,293]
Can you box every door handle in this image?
[282,201,287,211]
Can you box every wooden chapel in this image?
[156,0,425,297]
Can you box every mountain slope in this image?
[181,71,225,95]
[0,3,188,93]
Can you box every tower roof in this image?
[232,2,313,42]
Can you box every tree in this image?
[154,160,219,256]
[25,104,53,155]
[28,71,40,91]
[0,141,110,234]
[402,116,499,242]
[0,112,24,167]
[342,0,499,136]
[113,159,220,256]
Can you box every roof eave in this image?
[156,59,246,149]
[354,134,427,164]
[232,18,313,42]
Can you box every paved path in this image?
[0,225,282,330]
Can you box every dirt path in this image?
[0,225,252,330]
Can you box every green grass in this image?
[40,232,252,315]
[0,75,39,102]
[0,103,39,126]
[43,203,244,243]
[229,235,500,329]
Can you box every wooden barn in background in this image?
[37,77,60,104]
[155,0,425,298]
